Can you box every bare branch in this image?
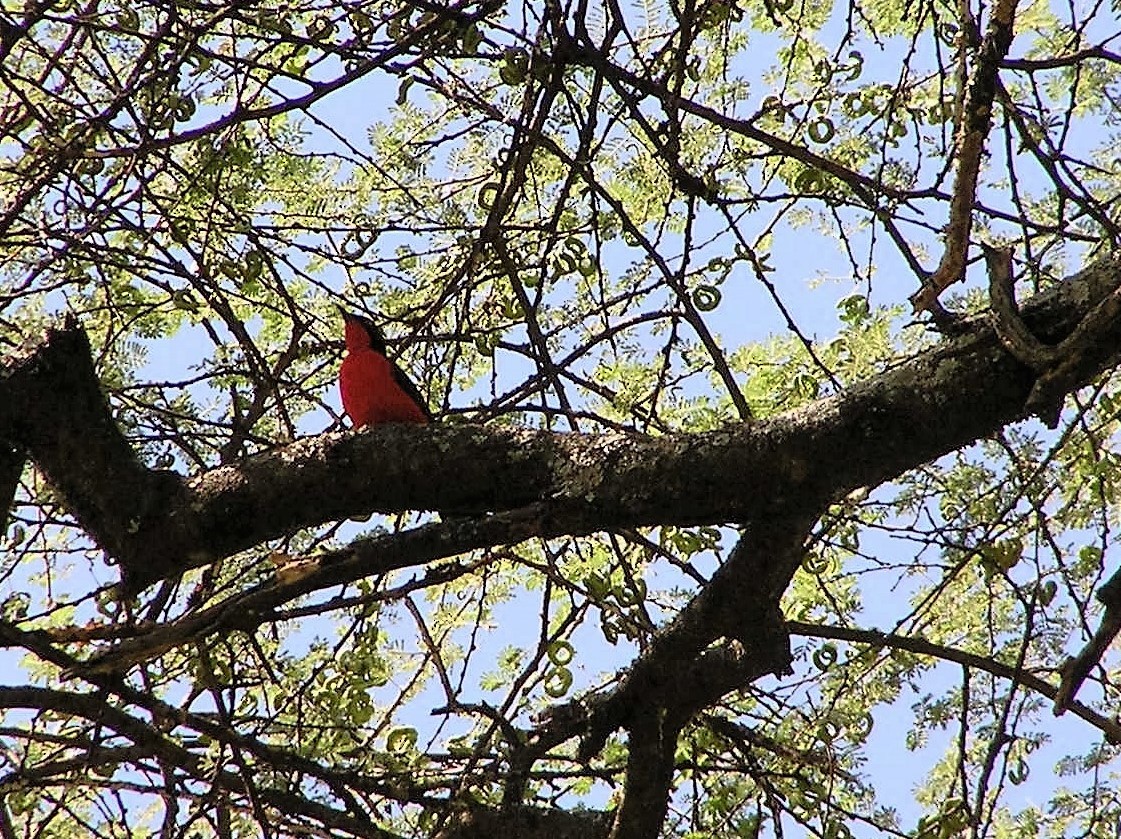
[911,0,1021,313]
[1055,567,1121,716]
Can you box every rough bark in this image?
[2,260,1119,593]
[3,257,1120,839]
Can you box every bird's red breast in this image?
[339,312,430,427]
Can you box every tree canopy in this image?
[2,1,1121,837]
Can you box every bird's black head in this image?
[340,307,387,354]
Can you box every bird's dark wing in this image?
[391,362,433,421]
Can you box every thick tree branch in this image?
[1054,567,1121,718]
[539,517,811,765]
[0,442,22,521]
[610,709,682,839]
[910,0,1020,313]
[0,317,186,580]
[434,805,611,839]
[1,258,1120,594]
[590,517,808,839]
[986,246,1121,423]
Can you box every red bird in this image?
[338,309,431,427]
